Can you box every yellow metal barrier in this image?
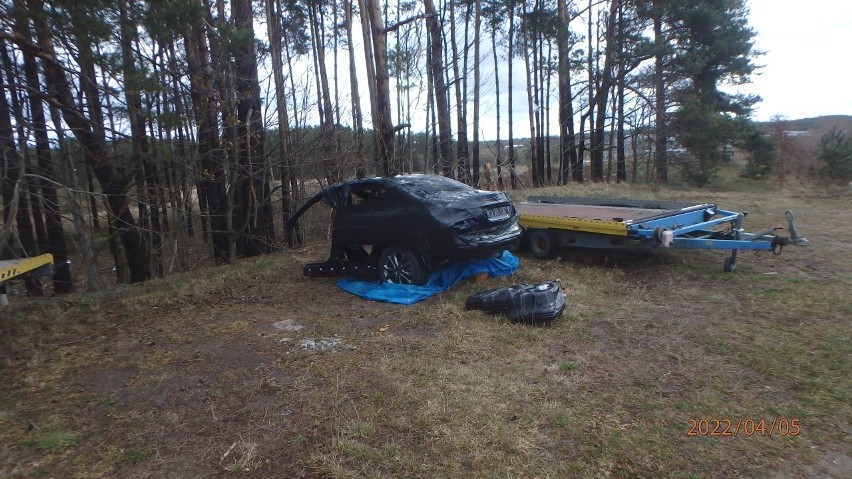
[0,253,54,306]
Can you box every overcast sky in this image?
[740,0,852,121]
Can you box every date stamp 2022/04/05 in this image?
[687,418,801,437]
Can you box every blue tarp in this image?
[337,251,520,305]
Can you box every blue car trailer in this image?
[515,196,809,272]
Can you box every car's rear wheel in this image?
[379,246,427,285]
[508,229,527,253]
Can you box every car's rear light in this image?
[453,217,479,233]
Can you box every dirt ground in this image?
[1,183,850,478]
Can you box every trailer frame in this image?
[516,196,808,272]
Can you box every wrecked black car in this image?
[285,174,521,285]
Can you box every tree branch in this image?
[383,13,434,33]
[0,30,56,65]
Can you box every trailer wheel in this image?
[379,246,427,285]
[723,256,736,273]
[529,229,559,259]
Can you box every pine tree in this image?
[817,128,852,182]
[665,0,760,186]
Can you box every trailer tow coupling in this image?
[747,210,809,255]
[786,210,810,246]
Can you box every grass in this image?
[559,361,581,372]
[26,417,78,453]
[120,449,150,465]
[0,180,850,478]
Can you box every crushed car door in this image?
[332,184,418,248]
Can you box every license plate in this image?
[486,205,511,221]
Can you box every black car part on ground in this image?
[285,175,522,285]
[465,281,566,324]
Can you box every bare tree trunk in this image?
[83,162,99,230]
[358,0,394,175]
[49,101,104,291]
[94,42,116,159]
[144,44,167,244]
[521,3,540,187]
[653,0,667,182]
[557,0,580,184]
[184,13,229,261]
[607,93,615,180]
[491,25,503,189]
[344,0,366,178]
[170,40,196,247]
[369,0,395,175]
[12,6,71,292]
[281,42,304,247]
[72,7,110,247]
[425,29,436,172]
[507,1,516,188]
[308,1,338,180]
[80,27,132,283]
[471,0,481,187]
[333,2,341,128]
[615,0,626,183]
[586,0,596,182]
[233,0,274,256]
[310,25,325,159]
[119,0,162,276]
[69,44,101,226]
[266,0,298,246]
[282,41,302,134]
[535,18,546,185]
[424,0,454,177]
[24,153,48,252]
[449,0,469,183]
[210,0,239,261]
[630,112,641,183]
[358,0,377,169]
[393,0,403,172]
[545,37,552,185]
[591,0,619,182]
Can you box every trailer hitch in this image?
[724,210,809,271]
[771,236,790,255]
[766,209,809,254]
[746,210,809,249]
[785,210,809,246]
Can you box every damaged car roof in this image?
[285,174,493,226]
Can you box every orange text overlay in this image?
[687,418,801,437]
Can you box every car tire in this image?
[379,246,427,285]
[508,229,527,253]
[528,229,559,259]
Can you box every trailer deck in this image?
[515,198,713,236]
[515,196,808,272]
